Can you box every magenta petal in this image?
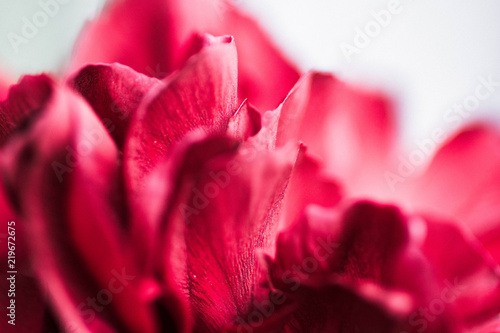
[1,78,156,333]
[138,134,299,332]
[69,63,161,148]
[0,73,12,101]
[0,75,53,146]
[227,100,262,141]
[220,8,300,110]
[0,170,46,332]
[418,217,500,327]
[125,34,238,190]
[275,72,396,198]
[70,0,299,110]
[409,124,500,238]
[280,146,342,230]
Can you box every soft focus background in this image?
[0,0,499,151]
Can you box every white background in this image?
[1,0,499,150]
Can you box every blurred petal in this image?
[125,34,238,190]
[280,146,342,230]
[0,75,53,146]
[0,72,12,101]
[275,72,396,198]
[0,163,47,332]
[417,217,500,327]
[70,0,299,110]
[1,77,156,333]
[69,63,161,149]
[408,125,500,240]
[220,7,300,110]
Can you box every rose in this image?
[0,1,499,333]
[2,48,500,332]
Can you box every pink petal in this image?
[226,100,262,141]
[267,202,500,332]
[417,216,500,328]
[0,171,46,332]
[408,124,500,240]
[136,132,300,332]
[219,8,300,110]
[275,72,396,198]
[0,75,53,146]
[1,77,156,333]
[69,63,161,148]
[70,0,299,110]
[125,34,238,190]
[0,71,13,101]
[280,146,342,230]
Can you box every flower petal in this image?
[136,132,301,332]
[408,124,500,242]
[226,100,261,141]
[69,63,161,149]
[70,0,299,110]
[220,7,300,110]
[0,168,47,332]
[416,216,500,328]
[275,72,396,198]
[0,75,53,146]
[280,146,342,230]
[0,72,13,101]
[125,34,238,190]
[1,77,156,333]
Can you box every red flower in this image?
[0,1,499,333]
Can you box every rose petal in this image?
[267,202,472,332]
[0,169,46,332]
[125,34,238,190]
[407,124,500,245]
[0,72,12,101]
[274,72,396,199]
[1,77,156,333]
[417,216,500,327]
[70,0,299,110]
[136,131,300,332]
[219,7,300,110]
[69,63,161,149]
[0,75,53,146]
[279,146,342,230]
[227,100,262,141]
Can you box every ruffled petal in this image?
[416,216,500,328]
[219,7,300,110]
[162,138,296,332]
[0,77,156,333]
[125,34,238,190]
[227,100,261,141]
[0,164,47,332]
[409,125,500,233]
[70,0,299,110]
[69,63,161,149]
[0,72,13,101]
[0,75,53,146]
[274,72,396,198]
[265,201,500,332]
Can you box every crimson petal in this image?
[125,34,238,190]
[408,125,500,239]
[69,63,161,149]
[70,0,299,110]
[1,77,156,333]
[274,72,396,198]
[0,75,53,146]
